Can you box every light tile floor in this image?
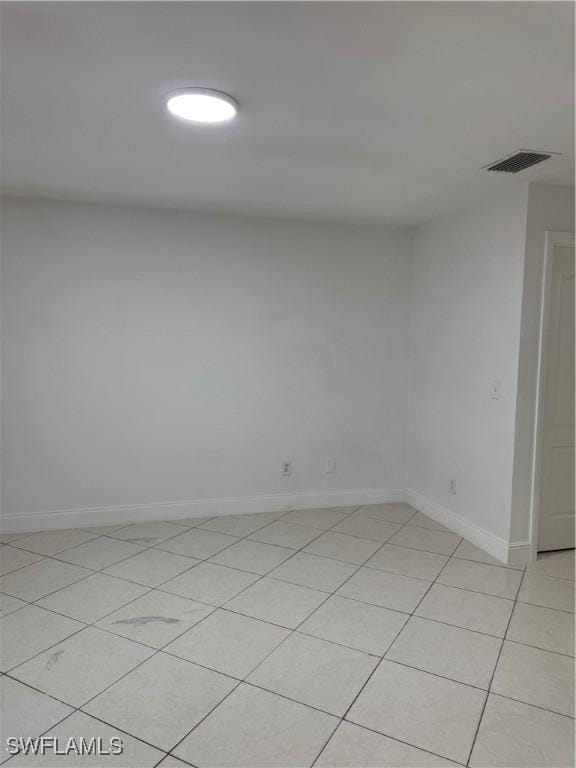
[0,504,574,767]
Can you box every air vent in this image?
[484,150,558,174]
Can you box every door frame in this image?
[529,230,575,561]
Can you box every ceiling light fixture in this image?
[166,88,238,124]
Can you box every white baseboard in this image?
[404,489,530,566]
[0,487,405,534]
[507,541,532,566]
[2,487,531,565]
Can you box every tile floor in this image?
[0,504,574,767]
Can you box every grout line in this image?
[0,532,33,543]
[2,507,365,763]
[0,680,183,767]
[307,513,469,764]
[301,719,343,768]
[0,689,77,767]
[3,511,540,593]
[0,528,177,573]
[488,691,576,720]
[5,657,566,768]
[3,513,357,675]
[481,690,575,720]
[2,548,571,655]
[2,620,91,676]
[143,505,370,759]
[4,530,106,557]
[291,626,383,658]
[362,560,447,583]
[451,554,526,573]
[373,655,491,693]
[1,540,174,597]
[389,610,506,640]
[520,571,576,583]
[6,556,549,623]
[1,520,244,605]
[361,538,462,559]
[1,522,245,672]
[2,520,238,764]
[94,520,576,677]
[4,537,255,672]
[0,510,510,666]
[308,524,405,545]
[313,719,468,767]
[153,752,196,768]
[312,522,509,764]
[0,505,433,768]
[337,554,446,720]
[12,633,238,760]
[157,567,525,611]
[1,515,217,579]
[283,511,445,766]
[161,681,242,762]
[501,636,575,659]
[2,508,574,767]
[464,564,526,765]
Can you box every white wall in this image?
[405,188,530,548]
[510,183,575,545]
[1,198,412,527]
[3,186,572,547]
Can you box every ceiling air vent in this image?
[484,150,559,174]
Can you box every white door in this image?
[538,244,575,552]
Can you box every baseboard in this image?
[507,541,532,566]
[404,488,529,565]
[2,488,532,566]
[0,487,406,534]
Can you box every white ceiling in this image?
[2,2,574,225]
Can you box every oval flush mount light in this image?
[166,88,238,124]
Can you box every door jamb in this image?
[528,230,575,561]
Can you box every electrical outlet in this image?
[449,477,457,494]
[281,461,292,477]
[490,379,501,399]
[325,457,337,474]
